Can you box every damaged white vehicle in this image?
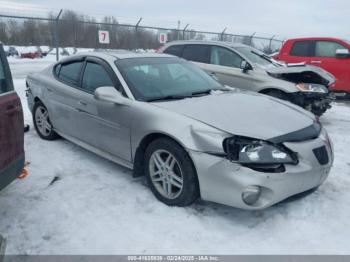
[159,41,335,116]
[26,52,334,209]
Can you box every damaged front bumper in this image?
[291,91,334,116]
[189,129,333,210]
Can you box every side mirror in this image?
[335,49,350,58]
[94,86,130,105]
[241,60,252,73]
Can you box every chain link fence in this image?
[0,9,284,61]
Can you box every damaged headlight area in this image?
[296,83,328,94]
[223,136,298,172]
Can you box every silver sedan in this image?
[26,52,334,209]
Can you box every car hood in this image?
[152,91,315,140]
[267,64,335,86]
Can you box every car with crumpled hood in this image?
[26,51,333,209]
[159,41,335,116]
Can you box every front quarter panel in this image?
[251,68,299,93]
[130,102,231,159]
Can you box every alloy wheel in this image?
[149,149,184,199]
[35,105,52,137]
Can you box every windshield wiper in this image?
[147,94,190,102]
[191,88,230,96]
[147,88,230,102]
[191,90,212,96]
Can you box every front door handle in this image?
[311,60,322,64]
[78,100,87,106]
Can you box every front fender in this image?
[130,102,230,160]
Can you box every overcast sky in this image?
[1,0,349,40]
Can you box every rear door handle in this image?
[311,60,322,64]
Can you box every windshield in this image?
[235,46,277,69]
[115,57,226,101]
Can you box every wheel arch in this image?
[132,132,198,179]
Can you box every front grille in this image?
[313,146,329,165]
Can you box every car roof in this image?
[163,40,251,49]
[285,37,347,42]
[66,50,174,61]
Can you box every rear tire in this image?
[144,138,199,207]
[33,101,59,140]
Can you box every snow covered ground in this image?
[0,59,350,255]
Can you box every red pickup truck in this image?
[275,37,350,95]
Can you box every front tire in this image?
[144,138,199,207]
[33,101,59,140]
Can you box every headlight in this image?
[223,136,298,165]
[296,83,328,93]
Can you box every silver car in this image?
[26,52,334,210]
[159,41,335,116]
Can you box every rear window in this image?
[0,54,12,94]
[182,45,210,63]
[290,41,312,57]
[57,61,83,87]
[163,45,184,57]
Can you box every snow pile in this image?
[4,45,154,59]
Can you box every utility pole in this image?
[177,20,181,40]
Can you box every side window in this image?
[182,45,210,63]
[163,45,184,57]
[210,46,243,68]
[58,61,83,87]
[0,57,11,94]
[315,41,347,57]
[82,62,115,93]
[0,53,12,94]
[290,41,312,57]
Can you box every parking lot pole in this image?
[135,17,142,50]
[269,35,275,53]
[220,27,227,41]
[0,234,6,262]
[182,24,189,40]
[249,32,256,46]
[54,9,63,61]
